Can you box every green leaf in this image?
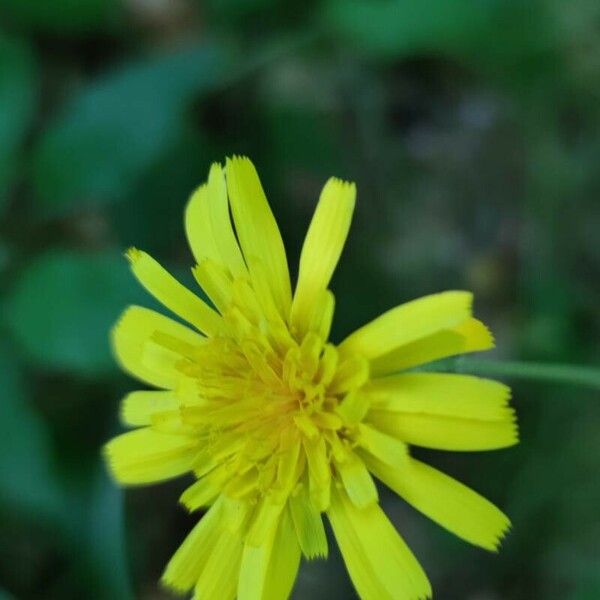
[323,0,555,78]
[0,343,63,518]
[33,43,226,214]
[3,250,145,375]
[323,0,493,59]
[0,36,38,210]
[0,0,120,34]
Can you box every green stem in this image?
[446,358,600,390]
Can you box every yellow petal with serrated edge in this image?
[290,177,355,337]
[126,248,223,336]
[365,455,511,551]
[162,497,224,592]
[328,485,431,600]
[289,483,328,559]
[262,507,301,600]
[120,390,180,426]
[339,290,473,360]
[225,156,292,319]
[370,317,494,375]
[368,411,518,451]
[365,373,513,421]
[104,428,199,485]
[111,305,204,389]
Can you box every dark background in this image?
[1,1,599,598]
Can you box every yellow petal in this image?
[366,456,511,551]
[356,423,408,469]
[275,436,303,499]
[120,390,180,426]
[246,496,285,547]
[306,289,335,343]
[370,317,494,375]
[192,258,233,314]
[206,162,247,277]
[126,248,223,336]
[222,496,253,534]
[327,485,431,600]
[364,373,513,421]
[238,509,281,600]
[244,259,288,327]
[336,452,379,509]
[225,156,292,319]
[303,436,331,511]
[262,507,301,600]
[162,497,224,593]
[185,182,221,265]
[111,305,203,389]
[335,390,370,426]
[289,483,328,559]
[104,428,199,485]
[328,355,370,395]
[368,411,518,451]
[290,178,355,337]
[149,408,194,435]
[339,290,473,360]
[180,477,221,511]
[193,523,243,600]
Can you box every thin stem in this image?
[445,358,600,390]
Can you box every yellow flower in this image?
[105,157,518,600]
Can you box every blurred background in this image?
[1,0,599,598]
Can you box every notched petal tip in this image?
[509,417,520,444]
[481,321,495,348]
[225,154,252,170]
[500,398,520,445]
[454,289,474,315]
[326,176,357,191]
[491,518,513,552]
[125,246,142,264]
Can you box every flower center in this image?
[166,280,370,508]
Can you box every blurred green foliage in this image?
[1,0,599,598]
[33,44,225,214]
[0,0,121,34]
[5,251,143,373]
[0,35,37,209]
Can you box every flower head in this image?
[105,157,518,600]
